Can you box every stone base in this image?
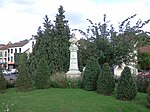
[66,70,81,78]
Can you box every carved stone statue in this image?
[66,33,81,78]
[69,33,78,46]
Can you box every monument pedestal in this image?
[66,44,81,78]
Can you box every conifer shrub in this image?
[0,67,7,93]
[0,75,7,94]
[116,66,137,101]
[16,53,32,92]
[147,85,150,108]
[34,58,50,89]
[82,57,100,91]
[97,63,115,95]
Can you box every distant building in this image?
[114,48,138,77]
[0,36,36,70]
[0,44,8,69]
[114,46,150,76]
[138,46,150,53]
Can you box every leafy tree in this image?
[0,67,7,93]
[34,57,50,89]
[97,63,115,95]
[138,52,150,70]
[116,66,137,101]
[137,33,150,47]
[136,33,150,71]
[16,53,32,92]
[74,14,150,70]
[82,57,100,91]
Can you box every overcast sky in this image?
[0,0,150,44]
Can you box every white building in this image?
[0,44,8,69]
[114,48,139,77]
[114,63,138,77]
[0,36,36,70]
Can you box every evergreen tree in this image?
[116,66,137,101]
[29,6,70,83]
[16,53,32,92]
[52,5,70,73]
[34,57,50,89]
[97,63,115,95]
[0,67,7,93]
[82,57,100,91]
[29,16,54,83]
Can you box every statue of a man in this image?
[69,33,78,46]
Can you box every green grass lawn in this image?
[0,88,149,112]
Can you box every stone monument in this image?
[66,33,81,78]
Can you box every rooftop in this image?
[138,46,150,53]
[0,40,29,50]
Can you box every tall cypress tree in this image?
[52,5,70,73]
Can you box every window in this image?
[15,48,17,53]
[4,51,7,57]
[8,49,10,53]
[8,57,10,61]
[0,52,2,57]
[19,48,21,53]
[4,58,7,62]
[11,56,13,62]
[32,41,34,48]
[11,49,13,54]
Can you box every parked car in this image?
[10,69,18,74]
[138,71,150,76]
[2,70,11,75]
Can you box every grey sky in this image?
[0,0,149,43]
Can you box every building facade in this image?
[114,46,150,76]
[0,44,8,69]
[0,36,36,70]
